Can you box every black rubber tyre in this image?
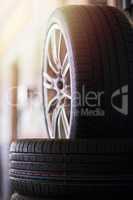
[11,193,44,200]
[42,5,133,139]
[10,193,63,200]
[10,193,75,200]
[10,192,131,200]
[9,139,133,197]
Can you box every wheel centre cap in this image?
[57,79,63,90]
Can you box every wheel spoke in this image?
[57,31,62,64]
[57,112,62,138]
[62,53,69,77]
[62,92,71,100]
[62,86,71,100]
[43,82,52,89]
[43,72,55,89]
[43,72,53,83]
[62,63,70,77]
[51,29,58,65]
[47,52,58,74]
[47,95,58,113]
[60,106,70,138]
[51,105,62,138]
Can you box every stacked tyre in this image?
[10,139,133,198]
[10,5,133,199]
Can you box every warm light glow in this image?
[0,1,31,56]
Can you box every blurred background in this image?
[0,0,131,200]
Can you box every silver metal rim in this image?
[43,24,72,139]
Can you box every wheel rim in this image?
[42,24,72,139]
